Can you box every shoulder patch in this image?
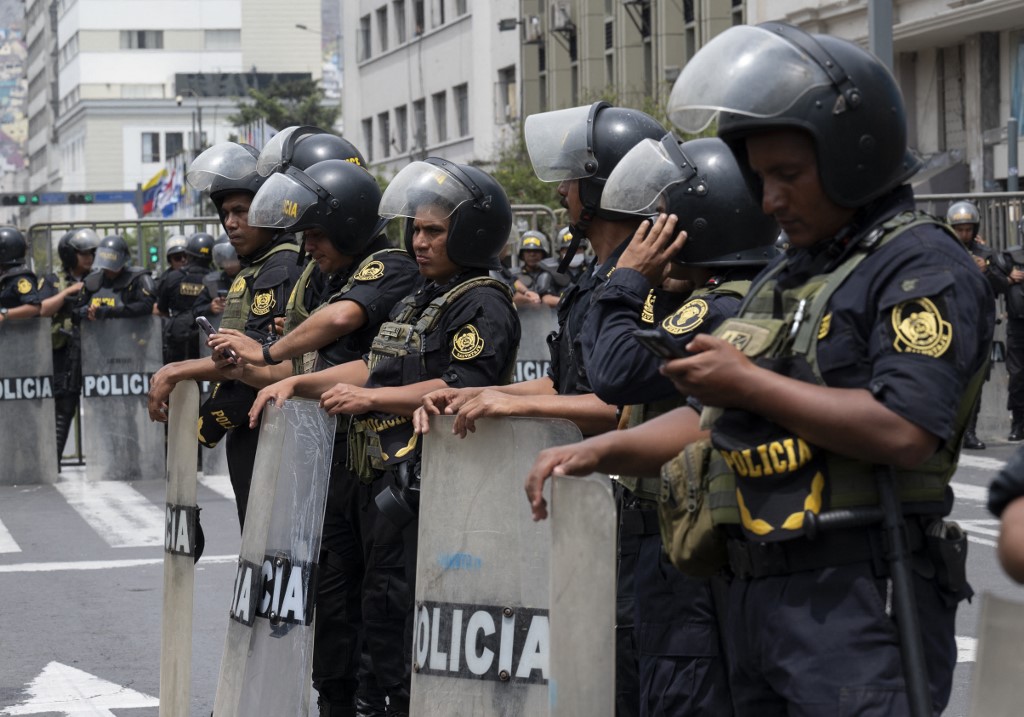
[16,278,32,295]
[641,290,656,324]
[37,276,45,290]
[354,260,385,281]
[251,290,276,316]
[451,324,484,360]
[890,297,952,358]
[662,298,708,336]
[230,276,247,294]
[817,312,831,340]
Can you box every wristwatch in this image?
[0,307,8,318]
[263,342,282,366]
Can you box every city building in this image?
[22,0,324,226]
[341,0,520,176]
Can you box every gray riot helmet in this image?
[946,201,981,234]
[518,230,549,258]
[249,159,386,256]
[257,126,366,176]
[0,226,27,267]
[667,22,920,208]
[379,158,511,271]
[212,241,239,271]
[165,234,187,260]
[57,227,100,271]
[186,232,216,266]
[215,232,229,245]
[602,135,779,266]
[186,142,264,209]
[93,235,131,272]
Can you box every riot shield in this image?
[0,318,57,484]
[80,316,164,481]
[159,381,200,717]
[513,307,557,383]
[212,398,335,717]
[968,592,1024,715]
[412,416,583,716]
[549,473,617,717]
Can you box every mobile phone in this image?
[632,328,687,360]
[196,316,239,362]
[217,288,228,298]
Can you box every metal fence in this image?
[916,192,1024,253]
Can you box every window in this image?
[394,0,407,44]
[378,112,391,158]
[432,0,445,28]
[413,98,427,151]
[141,132,160,162]
[414,0,425,36]
[204,29,241,50]
[359,15,371,60]
[432,91,447,143]
[394,105,408,153]
[58,32,78,69]
[165,132,184,158]
[453,83,469,137]
[731,0,743,26]
[120,30,163,49]
[455,0,467,15]
[362,118,374,162]
[496,65,517,123]
[376,6,389,53]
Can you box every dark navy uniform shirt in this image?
[157,264,209,317]
[0,265,41,309]
[78,267,156,319]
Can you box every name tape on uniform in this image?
[413,600,549,684]
[82,373,152,398]
[0,376,53,401]
[229,553,316,628]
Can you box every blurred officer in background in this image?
[190,240,241,328]
[39,228,100,465]
[512,230,559,307]
[77,234,156,320]
[157,232,216,362]
[0,226,42,323]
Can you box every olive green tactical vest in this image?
[348,276,515,480]
[705,211,988,525]
[219,242,300,333]
[50,272,74,350]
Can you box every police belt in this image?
[620,507,660,537]
[726,519,926,579]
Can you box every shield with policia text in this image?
[968,592,1024,715]
[513,306,557,383]
[0,318,57,484]
[80,315,164,481]
[212,398,335,717]
[412,416,615,715]
[159,381,200,717]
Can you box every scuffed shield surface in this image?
[0,318,57,484]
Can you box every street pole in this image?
[868,0,894,72]
[1009,117,1019,192]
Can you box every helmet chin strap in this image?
[557,205,595,274]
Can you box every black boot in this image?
[1010,412,1024,441]
[963,431,986,450]
[318,696,357,717]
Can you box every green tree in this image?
[490,126,560,209]
[228,78,339,131]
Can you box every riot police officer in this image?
[555,225,587,287]
[77,235,156,320]
[0,226,42,323]
[147,141,302,528]
[157,232,215,362]
[945,200,1008,449]
[652,22,989,715]
[513,230,559,307]
[39,228,100,464]
[249,159,522,717]
[996,220,1024,441]
[190,240,241,329]
[163,234,188,274]
[207,155,419,717]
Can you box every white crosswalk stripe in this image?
[199,472,235,501]
[54,475,164,548]
[0,518,20,554]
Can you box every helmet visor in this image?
[524,105,598,182]
[94,247,126,272]
[378,161,473,220]
[247,172,320,230]
[187,143,260,191]
[256,126,321,176]
[601,137,693,215]
[667,25,832,134]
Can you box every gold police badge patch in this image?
[16,278,32,295]
[230,276,246,294]
[891,297,952,357]
[451,324,484,360]
[251,290,276,316]
[662,299,708,336]
[354,260,385,281]
[641,291,656,324]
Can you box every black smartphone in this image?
[632,328,687,360]
[217,288,228,298]
[196,316,239,362]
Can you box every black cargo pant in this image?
[1007,318,1024,415]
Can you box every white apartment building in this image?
[23,0,324,225]
[747,0,1024,194]
[342,0,520,177]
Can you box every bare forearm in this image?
[999,497,1024,584]
[364,379,449,417]
[237,362,293,389]
[6,304,40,320]
[273,302,365,360]
[501,392,617,437]
[292,360,370,398]
[494,377,557,396]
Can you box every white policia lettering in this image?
[0,376,53,400]
[229,554,314,627]
[82,373,152,397]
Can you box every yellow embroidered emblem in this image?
[229,276,246,294]
[891,297,952,357]
[251,290,275,316]
[16,278,31,295]
[641,290,656,324]
[451,324,484,360]
[354,260,385,281]
[817,312,832,340]
[662,298,708,336]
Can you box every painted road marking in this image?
[55,476,164,548]
[0,661,159,715]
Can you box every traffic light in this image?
[68,193,94,204]
[148,245,160,266]
[0,194,36,206]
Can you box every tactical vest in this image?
[219,243,300,333]
[704,212,988,532]
[49,271,75,350]
[619,280,752,502]
[284,249,405,376]
[348,276,515,481]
